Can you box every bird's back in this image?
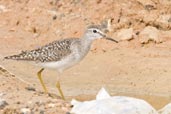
[4,38,78,63]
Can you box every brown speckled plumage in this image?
[5,38,76,62]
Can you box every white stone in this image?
[48,103,56,108]
[47,10,57,15]
[20,108,31,114]
[0,5,8,12]
[0,98,8,108]
[158,103,171,114]
[0,93,7,108]
[71,88,158,114]
[116,28,133,41]
[139,26,162,43]
[156,14,171,24]
[136,0,155,6]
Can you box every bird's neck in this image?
[79,35,94,56]
[81,35,94,49]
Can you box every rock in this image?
[116,28,134,41]
[0,5,9,12]
[156,14,171,24]
[158,103,171,114]
[0,93,8,109]
[160,0,171,5]
[40,109,45,114]
[139,26,162,43]
[47,9,57,15]
[71,88,158,114]
[144,4,156,11]
[0,98,8,109]
[136,0,156,6]
[25,86,36,91]
[20,108,31,114]
[137,0,157,11]
[155,14,171,30]
[100,19,113,32]
[47,103,56,108]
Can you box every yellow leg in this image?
[37,68,48,93]
[56,81,65,100]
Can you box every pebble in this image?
[0,98,8,109]
[25,87,36,91]
[20,108,31,114]
[0,5,8,12]
[116,28,134,41]
[156,14,171,24]
[139,26,162,43]
[47,103,56,108]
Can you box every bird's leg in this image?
[37,68,48,93]
[56,73,65,100]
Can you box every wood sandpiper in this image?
[4,25,118,100]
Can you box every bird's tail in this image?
[4,51,28,60]
[4,54,23,60]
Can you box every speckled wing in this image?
[4,38,76,63]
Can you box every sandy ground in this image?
[1,0,171,113]
[0,66,71,114]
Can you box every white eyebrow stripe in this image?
[88,28,106,37]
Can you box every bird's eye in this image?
[93,30,97,33]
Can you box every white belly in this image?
[37,54,81,72]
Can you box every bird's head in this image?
[84,25,118,43]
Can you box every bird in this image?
[4,25,118,100]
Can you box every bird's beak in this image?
[99,32,118,43]
[103,34,118,43]
[104,37,118,43]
